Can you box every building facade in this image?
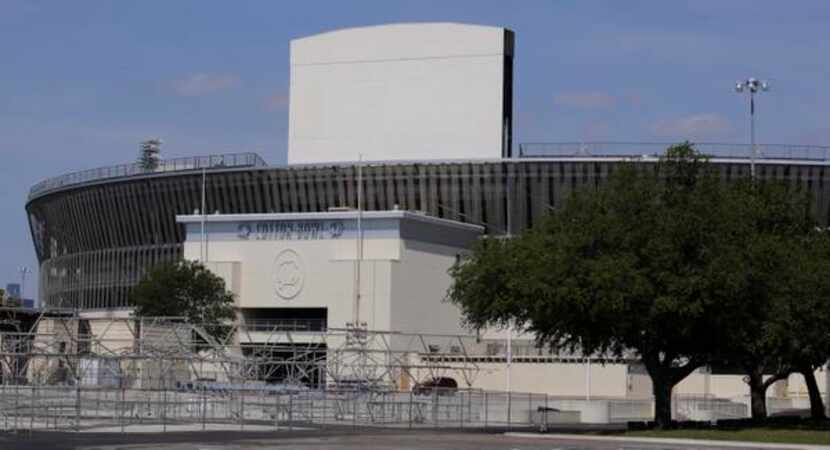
[177,210,482,337]
[27,153,830,310]
[21,23,830,408]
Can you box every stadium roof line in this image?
[28,142,830,201]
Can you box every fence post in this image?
[4,384,8,431]
[240,391,245,431]
[352,392,357,430]
[459,391,464,430]
[15,379,19,431]
[507,391,512,432]
[469,390,473,428]
[309,390,314,424]
[528,392,532,427]
[75,380,81,432]
[484,391,488,430]
[162,383,167,433]
[201,388,207,431]
[432,389,441,429]
[274,391,279,430]
[408,389,413,429]
[120,385,125,433]
[290,391,295,431]
[324,389,329,426]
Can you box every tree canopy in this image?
[0,288,21,308]
[707,181,830,419]
[138,138,161,171]
[130,260,235,341]
[447,143,830,427]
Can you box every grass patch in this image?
[624,426,830,446]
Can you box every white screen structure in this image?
[288,23,514,164]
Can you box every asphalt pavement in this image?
[2,428,823,450]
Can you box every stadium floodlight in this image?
[735,78,770,178]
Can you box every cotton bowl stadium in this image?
[26,142,830,312]
[6,23,830,432]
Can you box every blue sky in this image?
[2,0,830,299]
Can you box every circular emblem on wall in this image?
[329,221,344,238]
[274,249,304,300]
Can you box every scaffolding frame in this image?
[0,308,487,432]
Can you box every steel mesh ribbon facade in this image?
[26,159,830,310]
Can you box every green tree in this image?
[130,260,235,341]
[711,181,822,419]
[138,138,162,171]
[0,288,21,308]
[786,234,830,420]
[696,178,830,421]
[448,144,750,428]
[751,226,830,419]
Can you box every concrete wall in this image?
[470,361,629,397]
[638,366,828,400]
[288,23,512,163]
[180,212,481,335]
[389,240,467,337]
[185,234,397,331]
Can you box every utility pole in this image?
[19,266,31,304]
[735,78,770,178]
[354,154,364,328]
[200,167,207,262]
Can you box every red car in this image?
[412,377,458,396]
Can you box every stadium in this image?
[27,144,830,311]
[10,23,830,429]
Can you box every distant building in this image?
[5,283,20,299]
[3,283,33,308]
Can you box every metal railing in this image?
[28,152,267,200]
[7,381,820,433]
[519,142,830,161]
[0,383,587,433]
[239,319,327,332]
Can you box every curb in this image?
[504,432,830,450]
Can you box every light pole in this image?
[735,78,769,178]
[19,266,31,304]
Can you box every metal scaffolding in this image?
[0,308,497,433]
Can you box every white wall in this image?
[185,236,396,330]
[468,362,629,397]
[389,240,468,338]
[180,212,482,335]
[288,23,512,164]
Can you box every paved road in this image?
[0,429,809,450]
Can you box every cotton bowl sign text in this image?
[237,221,344,241]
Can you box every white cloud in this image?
[554,92,616,110]
[172,73,240,97]
[652,113,732,140]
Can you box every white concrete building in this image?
[288,23,514,164]
[177,210,482,337]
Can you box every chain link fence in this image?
[0,383,609,433]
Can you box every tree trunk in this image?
[747,369,768,420]
[800,367,826,420]
[642,352,702,429]
[651,375,674,428]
